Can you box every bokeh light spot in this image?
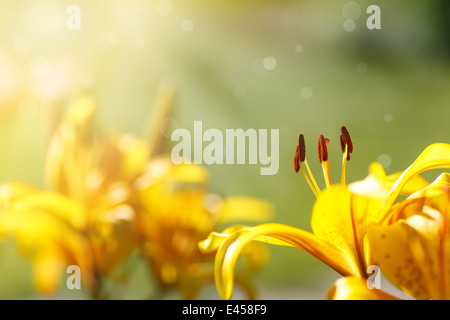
[377,154,392,168]
[300,87,313,100]
[384,113,394,122]
[181,19,194,32]
[343,19,356,32]
[294,44,303,53]
[263,56,277,71]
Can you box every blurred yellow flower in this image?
[135,155,273,299]
[0,182,94,294]
[0,95,146,296]
[199,126,450,300]
[0,84,274,299]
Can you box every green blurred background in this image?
[0,0,449,299]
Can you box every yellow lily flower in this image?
[0,95,148,296]
[134,155,273,299]
[199,126,450,300]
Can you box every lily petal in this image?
[380,143,450,223]
[208,223,357,299]
[349,162,391,200]
[311,186,384,276]
[349,162,429,200]
[367,217,440,300]
[327,276,399,300]
[388,173,450,222]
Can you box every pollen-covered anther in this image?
[340,126,353,160]
[294,145,300,173]
[298,134,306,163]
[340,135,346,153]
[318,135,329,163]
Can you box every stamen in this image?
[300,164,319,198]
[340,135,346,154]
[340,126,353,160]
[294,145,300,173]
[296,126,356,191]
[340,126,353,185]
[318,135,331,189]
[304,160,321,195]
[341,144,348,185]
[294,134,319,197]
[318,135,328,163]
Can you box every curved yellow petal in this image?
[380,143,450,223]
[327,276,399,300]
[198,226,253,253]
[211,223,357,300]
[385,172,429,197]
[407,172,450,201]
[388,173,450,222]
[199,225,294,257]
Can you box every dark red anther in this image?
[340,135,345,154]
[298,134,306,163]
[294,145,300,173]
[318,135,328,163]
[340,126,353,153]
[340,126,353,160]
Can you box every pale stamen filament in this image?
[295,134,320,197]
[321,161,332,189]
[300,163,319,198]
[304,159,321,196]
[341,143,348,185]
[318,135,332,189]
